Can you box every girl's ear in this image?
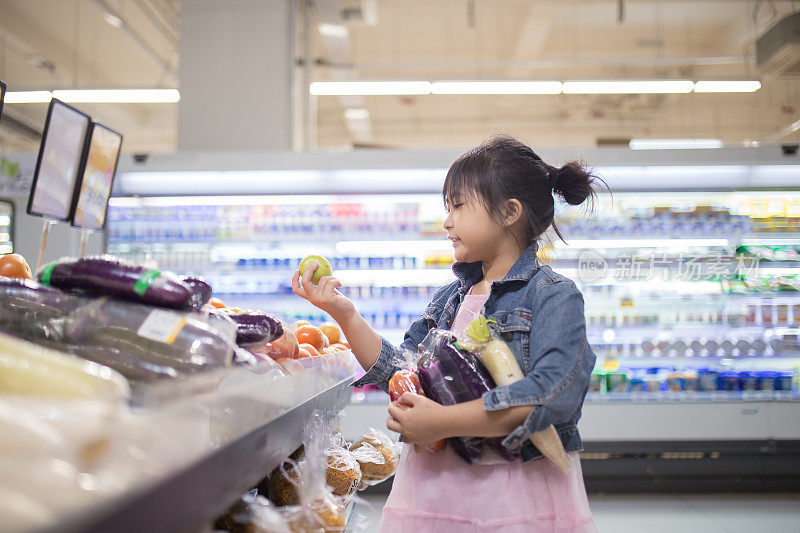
[504,199,524,227]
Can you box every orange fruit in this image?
[297,347,313,359]
[298,343,321,357]
[208,297,227,309]
[319,322,341,344]
[329,343,348,352]
[322,334,330,348]
[339,341,350,349]
[0,254,32,280]
[295,325,325,351]
[293,320,311,328]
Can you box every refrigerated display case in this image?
[106,147,800,491]
[0,199,14,254]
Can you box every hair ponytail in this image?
[551,161,596,206]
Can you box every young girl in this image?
[292,135,598,532]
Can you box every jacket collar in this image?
[451,242,540,289]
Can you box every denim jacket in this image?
[353,243,596,463]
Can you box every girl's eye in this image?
[452,203,463,210]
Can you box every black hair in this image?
[443,135,606,245]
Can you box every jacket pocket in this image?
[490,308,533,373]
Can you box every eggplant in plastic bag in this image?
[63,298,236,381]
[215,310,284,348]
[0,278,83,341]
[416,330,495,464]
[37,256,212,310]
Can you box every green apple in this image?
[299,255,332,285]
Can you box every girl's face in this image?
[443,194,507,263]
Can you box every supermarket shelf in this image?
[43,376,355,533]
[585,391,800,403]
[348,390,800,407]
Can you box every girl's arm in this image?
[292,262,438,390]
[387,395,531,446]
[291,264,381,372]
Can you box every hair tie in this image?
[547,166,558,191]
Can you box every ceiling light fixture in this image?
[629,139,724,150]
[103,12,124,28]
[51,89,180,103]
[310,81,432,96]
[4,91,54,103]
[431,81,562,94]
[344,108,370,120]
[693,80,761,93]
[318,24,349,38]
[563,80,695,94]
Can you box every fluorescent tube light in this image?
[52,89,180,103]
[4,91,53,103]
[103,12,124,28]
[310,81,432,96]
[629,139,723,150]
[318,24,349,38]
[693,81,761,93]
[562,80,694,94]
[431,81,562,94]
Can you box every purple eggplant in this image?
[0,278,85,341]
[181,276,213,308]
[417,335,497,464]
[65,299,235,378]
[221,312,283,347]
[37,256,205,310]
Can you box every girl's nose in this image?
[443,213,453,230]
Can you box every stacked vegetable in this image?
[0,254,241,382]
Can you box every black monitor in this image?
[27,98,91,221]
[70,122,123,230]
[0,79,6,127]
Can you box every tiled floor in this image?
[353,493,800,532]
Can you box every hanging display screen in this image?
[71,123,123,229]
[27,99,91,221]
[0,79,6,126]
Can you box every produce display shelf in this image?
[40,375,355,533]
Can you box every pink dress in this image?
[380,293,597,532]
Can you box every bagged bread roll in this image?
[349,428,400,488]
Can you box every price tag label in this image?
[137,310,186,345]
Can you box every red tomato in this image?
[388,370,421,402]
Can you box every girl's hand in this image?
[291,262,355,320]
[386,392,449,447]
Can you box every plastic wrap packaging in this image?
[263,413,351,532]
[63,298,237,380]
[460,315,572,472]
[36,255,212,310]
[0,277,237,382]
[0,331,129,401]
[348,428,401,489]
[415,329,498,463]
[215,309,284,349]
[388,350,447,453]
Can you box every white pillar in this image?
[178,0,294,151]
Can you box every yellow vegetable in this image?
[0,332,129,401]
